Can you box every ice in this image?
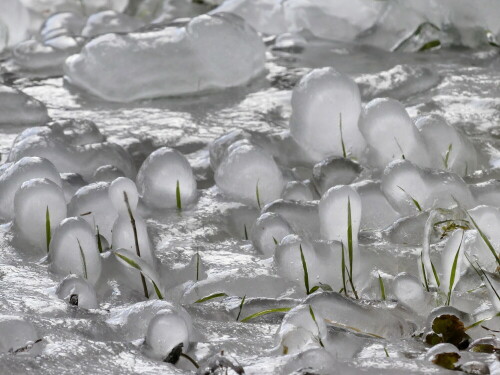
[359,98,430,169]
[8,121,135,180]
[305,292,415,338]
[263,199,320,238]
[0,85,50,125]
[55,274,99,309]
[280,348,338,375]
[467,206,500,272]
[0,157,62,220]
[67,182,117,241]
[92,165,125,183]
[424,343,459,361]
[209,129,252,170]
[64,13,266,101]
[0,315,39,353]
[352,180,400,230]
[0,0,29,47]
[415,114,478,176]
[82,10,144,38]
[109,177,139,216]
[40,12,86,41]
[142,310,193,361]
[393,273,433,317]
[312,157,363,195]
[60,173,86,201]
[470,180,500,208]
[14,178,67,250]
[250,212,294,257]
[439,229,466,304]
[215,142,284,208]
[383,212,428,245]
[381,160,473,216]
[289,68,366,162]
[49,217,102,285]
[136,147,197,210]
[282,181,313,202]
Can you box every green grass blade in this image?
[236,295,246,321]
[347,197,353,276]
[431,261,441,287]
[256,179,261,209]
[446,232,464,306]
[45,206,51,253]
[194,292,228,303]
[418,40,441,52]
[96,226,103,253]
[384,347,390,357]
[443,144,453,169]
[196,252,200,282]
[398,186,422,211]
[339,113,347,158]
[477,263,500,302]
[299,244,310,295]
[241,307,291,322]
[465,312,500,330]
[272,237,278,245]
[77,239,88,279]
[341,241,347,297]
[309,305,324,347]
[243,224,248,240]
[176,180,182,211]
[467,213,500,267]
[378,273,386,301]
[421,250,430,292]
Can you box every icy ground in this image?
[1,1,500,375]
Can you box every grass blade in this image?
[446,231,464,306]
[299,244,310,295]
[339,113,347,158]
[45,206,51,253]
[194,292,228,303]
[77,239,88,279]
[243,224,248,240]
[236,295,246,321]
[341,241,347,297]
[96,225,103,253]
[466,213,500,267]
[196,251,200,282]
[421,250,430,292]
[443,143,453,169]
[378,273,386,301]
[309,305,324,347]
[465,312,500,330]
[176,180,182,211]
[241,307,291,322]
[398,186,422,211]
[256,179,261,209]
[394,137,405,160]
[431,261,441,287]
[384,347,390,357]
[418,40,441,52]
[347,198,359,299]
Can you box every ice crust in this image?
[64,13,266,101]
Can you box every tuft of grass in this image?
[77,239,88,279]
[378,273,386,301]
[339,113,347,158]
[240,307,291,322]
[299,244,310,295]
[398,186,422,212]
[123,191,149,299]
[115,252,164,300]
[309,305,324,347]
[194,292,228,303]
[256,179,261,209]
[176,180,182,211]
[96,226,103,253]
[236,295,246,321]
[443,144,453,169]
[446,231,464,306]
[45,206,51,253]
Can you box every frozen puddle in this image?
[1,1,500,374]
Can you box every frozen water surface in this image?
[2,1,500,374]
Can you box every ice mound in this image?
[49,217,102,285]
[290,68,365,162]
[67,182,117,241]
[60,173,86,201]
[14,178,67,250]
[263,199,320,238]
[282,181,313,202]
[137,147,197,210]
[55,274,98,309]
[40,12,86,41]
[381,160,473,216]
[415,114,478,176]
[92,165,125,183]
[250,212,294,257]
[64,13,266,101]
[393,273,433,317]
[0,315,39,353]
[143,310,193,361]
[312,157,363,195]
[215,141,283,207]
[82,10,144,38]
[0,0,29,48]
[305,292,414,338]
[467,206,500,272]
[0,157,61,220]
[8,121,135,179]
[0,85,50,125]
[359,98,430,169]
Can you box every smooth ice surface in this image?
[81,10,144,38]
[64,13,266,101]
[0,85,50,125]
[55,274,98,309]
[0,315,39,353]
[0,0,29,47]
[250,212,294,257]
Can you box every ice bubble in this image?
[416,114,478,176]
[0,315,39,353]
[14,178,67,250]
[60,173,86,202]
[109,177,139,216]
[40,12,86,42]
[0,157,62,220]
[67,182,117,241]
[352,180,400,230]
[393,273,433,317]
[49,217,102,285]
[381,160,473,216]
[56,274,98,309]
[0,85,50,126]
[143,310,193,360]
[136,147,197,210]
[92,165,125,183]
[359,98,430,169]
[305,292,415,338]
[250,212,294,257]
[82,10,144,38]
[263,199,320,238]
[0,0,29,47]
[282,181,313,202]
[312,157,363,195]
[290,67,365,162]
[215,142,283,207]
[64,13,265,102]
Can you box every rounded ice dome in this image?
[56,274,99,309]
[290,67,365,162]
[14,178,67,250]
[0,315,39,354]
[109,177,139,215]
[0,85,50,126]
[136,147,197,210]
